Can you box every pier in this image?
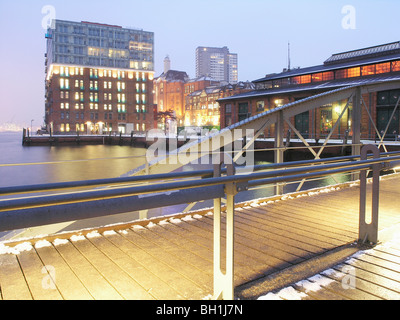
[2,82,400,300]
[0,172,400,300]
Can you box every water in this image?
[0,132,351,240]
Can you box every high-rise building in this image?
[44,20,155,134]
[195,46,238,84]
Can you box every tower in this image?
[164,55,171,74]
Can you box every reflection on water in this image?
[0,133,351,239]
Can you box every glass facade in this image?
[46,20,154,75]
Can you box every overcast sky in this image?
[0,0,399,127]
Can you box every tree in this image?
[157,109,177,133]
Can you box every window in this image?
[322,71,334,81]
[225,104,232,113]
[376,62,390,74]
[238,102,249,121]
[256,101,265,112]
[312,73,323,82]
[362,65,375,76]
[347,67,360,78]
[335,69,347,79]
[320,106,332,135]
[392,61,400,72]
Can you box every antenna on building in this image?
[288,42,291,71]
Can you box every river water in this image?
[0,132,349,240]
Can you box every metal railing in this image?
[1,145,400,299]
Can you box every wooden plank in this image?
[177,216,285,282]
[132,224,213,292]
[103,229,189,299]
[16,247,63,300]
[35,241,93,300]
[70,233,154,300]
[157,218,264,283]
[0,254,32,300]
[87,230,174,300]
[236,207,330,253]
[122,226,210,297]
[54,238,123,300]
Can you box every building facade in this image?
[45,20,156,134]
[196,46,238,84]
[219,41,400,140]
[184,81,254,128]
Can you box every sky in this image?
[0,0,399,128]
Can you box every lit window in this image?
[60,91,64,99]
[376,62,390,74]
[312,73,323,82]
[65,103,69,109]
[362,65,375,76]
[75,92,79,100]
[65,79,69,89]
[75,103,79,110]
[60,123,65,132]
[60,78,65,89]
[104,81,108,89]
[347,67,360,78]
[66,123,70,132]
[392,61,400,72]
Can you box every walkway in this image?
[0,174,399,300]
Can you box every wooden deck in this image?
[0,173,400,300]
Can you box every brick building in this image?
[45,20,156,134]
[219,41,400,140]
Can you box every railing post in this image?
[359,144,380,245]
[213,153,236,300]
[275,110,284,195]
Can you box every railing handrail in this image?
[0,152,400,227]
[2,150,400,197]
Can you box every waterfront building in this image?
[196,46,238,84]
[219,41,400,140]
[184,81,254,128]
[45,20,155,134]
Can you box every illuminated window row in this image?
[257,60,400,89]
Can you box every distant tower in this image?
[164,55,171,74]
